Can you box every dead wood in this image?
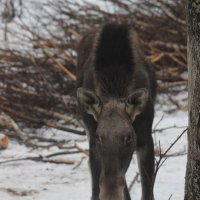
[0,0,187,142]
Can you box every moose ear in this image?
[77,87,101,120]
[126,89,149,122]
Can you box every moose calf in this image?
[76,23,156,200]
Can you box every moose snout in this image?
[99,176,125,200]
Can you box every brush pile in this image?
[0,0,187,134]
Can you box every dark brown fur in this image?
[76,23,156,200]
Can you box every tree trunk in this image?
[184,1,200,199]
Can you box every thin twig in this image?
[150,128,188,200]
[128,172,139,191]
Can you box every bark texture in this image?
[185,1,200,199]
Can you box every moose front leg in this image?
[89,142,101,200]
[137,136,155,200]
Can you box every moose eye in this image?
[96,134,101,144]
[124,134,132,145]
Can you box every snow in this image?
[0,105,188,200]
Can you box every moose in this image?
[76,23,156,200]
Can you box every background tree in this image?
[185,1,200,199]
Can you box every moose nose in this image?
[99,176,125,200]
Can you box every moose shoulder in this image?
[76,24,156,200]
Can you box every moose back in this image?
[76,23,156,200]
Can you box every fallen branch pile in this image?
[0,0,187,134]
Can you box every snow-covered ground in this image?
[0,103,188,200]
